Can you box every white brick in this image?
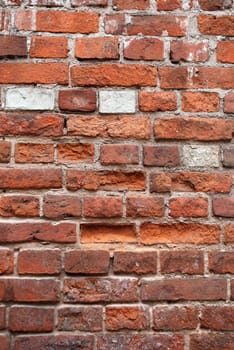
[183,145,219,167]
[99,90,136,114]
[5,87,55,110]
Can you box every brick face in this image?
[1,1,233,345]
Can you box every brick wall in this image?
[0,0,234,349]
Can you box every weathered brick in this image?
[224,224,234,244]
[140,223,219,245]
[113,251,157,275]
[72,0,107,5]
[106,306,150,331]
[9,306,54,332]
[15,9,32,30]
[217,41,234,63]
[141,278,226,301]
[80,223,136,243]
[198,0,233,10]
[0,306,5,329]
[0,195,39,217]
[0,35,27,57]
[213,198,234,217]
[0,9,10,31]
[59,89,96,112]
[0,249,14,274]
[169,197,208,217]
[183,145,219,168]
[15,143,54,163]
[67,115,150,139]
[18,249,61,275]
[100,144,139,164]
[36,11,99,33]
[153,306,199,330]
[126,196,164,217]
[209,251,234,274]
[66,170,146,191]
[30,36,68,58]
[71,64,156,87]
[139,91,176,112]
[127,15,187,36]
[170,40,209,62]
[143,145,180,167]
[43,194,81,219]
[160,250,204,274]
[57,143,94,163]
[84,197,122,218]
[57,307,102,331]
[104,14,125,34]
[64,250,109,274]
[64,278,138,303]
[113,0,149,10]
[182,92,219,112]
[75,37,119,59]
[223,146,234,167]
[0,335,10,350]
[0,141,11,163]
[224,93,234,113]
[201,306,234,331]
[190,333,234,350]
[124,38,164,60]
[157,0,182,10]
[198,15,234,36]
[99,90,136,114]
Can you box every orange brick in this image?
[30,36,68,58]
[182,92,219,112]
[75,37,119,59]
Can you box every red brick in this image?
[0,113,63,137]
[190,333,234,350]
[232,279,234,299]
[198,0,233,10]
[198,15,234,36]
[124,38,164,61]
[84,197,122,218]
[0,9,10,31]
[72,0,107,5]
[213,198,234,217]
[0,63,68,84]
[59,89,96,112]
[100,144,139,164]
[153,306,199,330]
[36,11,99,33]
[126,196,164,217]
[223,146,234,167]
[139,91,176,112]
[160,250,204,275]
[0,35,27,57]
[224,93,234,113]
[157,0,182,10]
[64,278,138,303]
[80,223,136,243]
[66,170,146,191]
[217,41,234,63]
[154,117,232,141]
[0,168,62,190]
[97,334,184,350]
[209,251,234,274]
[0,195,39,217]
[18,249,61,275]
[113,0,149,9]
[141,278,226,301]
[224,224,234,244]
[0,222,76,243]
[201,306,234,331]
[140,223,219,245]
[15,143,54,163]
[182,92,219,112]
[14,335,94,350]
[150,172,232,193]
[170,40,209,62]
[71,64,156,87]
[169,197,208,217]
[0,335,10,350]
[57,307,102,331]
[67,115,150,139]
[0,306,5,329]
[57,143,94,163]
[64,250,109,274]
[106,306,150,331]
[0,278,59,302]
[30,36,68,58]
[104,14,125,34]
[43,194,81,219]
[15,9,32,30]
[0,141,11,163]
[75,37,118,59]
[0,249,14,274]
[113,251,157,275]
[143,145,180,167]
[127,15,187,36]
[9,306,54,332]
